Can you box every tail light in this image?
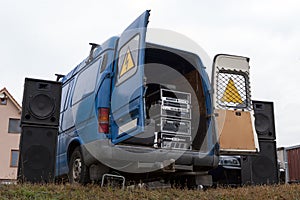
[98,108,109,133]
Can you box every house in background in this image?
[0,87,21,183]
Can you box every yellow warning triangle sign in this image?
[120,48,135,77]
[221,78,243,104]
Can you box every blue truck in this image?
[55,10,258,187]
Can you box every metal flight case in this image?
[147,88,192,150]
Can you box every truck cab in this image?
[56,10,258,187]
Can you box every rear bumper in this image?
[82,139,219,173]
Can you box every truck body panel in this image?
[110,11,150,144]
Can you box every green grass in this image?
[0,183,300,200]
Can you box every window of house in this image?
[1,98,7,105]
[10,150,19,167]
[8,118,21,133]
[0,93,7,105]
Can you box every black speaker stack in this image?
[241,100,279,185]
[18,78,62,183]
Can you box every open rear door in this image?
[111,10,150,144]
[212,54,259,154]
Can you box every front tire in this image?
[68,146,90,184]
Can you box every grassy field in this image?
[0,183,300,200]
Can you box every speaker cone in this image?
[252,156,274,178]
[254,113,270,134]
[29,94,55,119]
[24,145,51,170]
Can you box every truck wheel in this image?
[68,146,90,184]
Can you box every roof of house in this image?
[0,87,21,112]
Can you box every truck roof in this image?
[62,36,119,83]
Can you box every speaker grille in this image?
[21,78,62,126]
[18,125,58,183]
[252,156,274,178]
[252,100,276,140]
[24,145,51,170]
[241,140,279,185]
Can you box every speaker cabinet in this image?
[18,125,58,183]
[21,78,62,126]
[241,140,279,185]
[252,100,276,140]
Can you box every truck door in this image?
[110,10,150,144]
[212,54,259,154]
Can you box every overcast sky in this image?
[1,0,299,147]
